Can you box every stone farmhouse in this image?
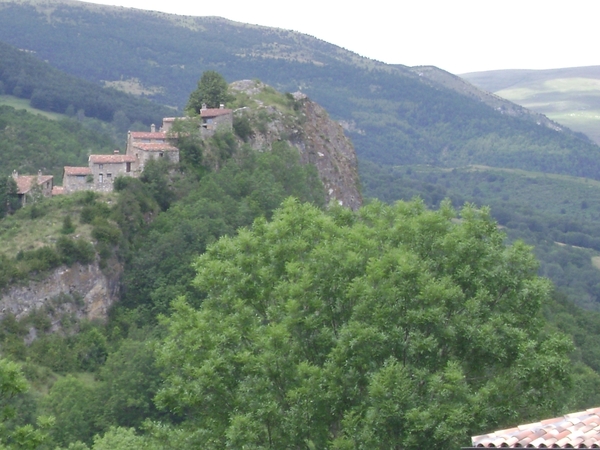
[162,104,234,137]
[126,126,179,174]
[11,170,54,206]
[12,108,233,200]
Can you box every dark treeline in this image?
[0,41,173,127]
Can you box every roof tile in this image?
[89,154,136,164]
[132,143,178,152]
[129,131,167,139]
[64,166,91,176]
[14,175,53,194]
[472,408,600,448]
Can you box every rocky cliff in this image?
[0,260,120,331]
[230,80,362,210]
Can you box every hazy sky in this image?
[82,0,597,74]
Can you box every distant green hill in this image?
[0,40,174,127]
[462,66,600,145]
[1,0,600,180]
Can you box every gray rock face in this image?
[0,261,120,330]
[231,80,362,210]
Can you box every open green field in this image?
[463,68,600,145]
[0,94,63,120]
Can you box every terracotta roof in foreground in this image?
[64,166,91,176]
[132,143,178,152]
[472,407,600,448]
[52,186,64,195]
[14,175,53,194]
[89,154,136,164]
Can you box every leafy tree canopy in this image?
[185,71,231,114]
[156,199,572,449]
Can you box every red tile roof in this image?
[89,154,136,164]
[472,407,600,448]
[129,131,167,140]
[52,186,64,195]
[132,143,178,152]
[64,166,91,176]
[14,175,53,194]
[200,108,232,118]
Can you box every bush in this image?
[56,236,95,265]
[91,221,121,245]
[233,114,253,142]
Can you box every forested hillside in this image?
[0,41,173,129]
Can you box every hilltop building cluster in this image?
[11,106,233,205]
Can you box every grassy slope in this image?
[0,94,63,120]
[0,192,116,258]
[462,67,600,145]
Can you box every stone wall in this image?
[64,174,93,194]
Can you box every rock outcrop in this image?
[230,80,362,210]
[0,261,120,331]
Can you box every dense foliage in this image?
[156,199,571,449]
[186,70,231,113]
[360,162,600,310]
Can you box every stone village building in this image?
[11,170,54,206]
[162,104,233,137]
[12,109,233,199]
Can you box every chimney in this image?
[201,103,207,111]
[12,170,18,180]
[38,170,42,177]
[114,149,120,154]
[220,103,225,109]
[151,124,155,132]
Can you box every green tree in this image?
[42,375,100,446]
[156,199,572,449]
[1,358,51,449]
[185,71,231,114]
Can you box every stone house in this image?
[162,105,233,137]
[88,152,136,192]
[62,166,93,194]
[126,128,179,173]
[12,170,53,206]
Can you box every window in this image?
[126,162,131,172]
[159,152,164,157]
[107,173,112,179]
[99,174,103,183]
[99,164,103,170]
